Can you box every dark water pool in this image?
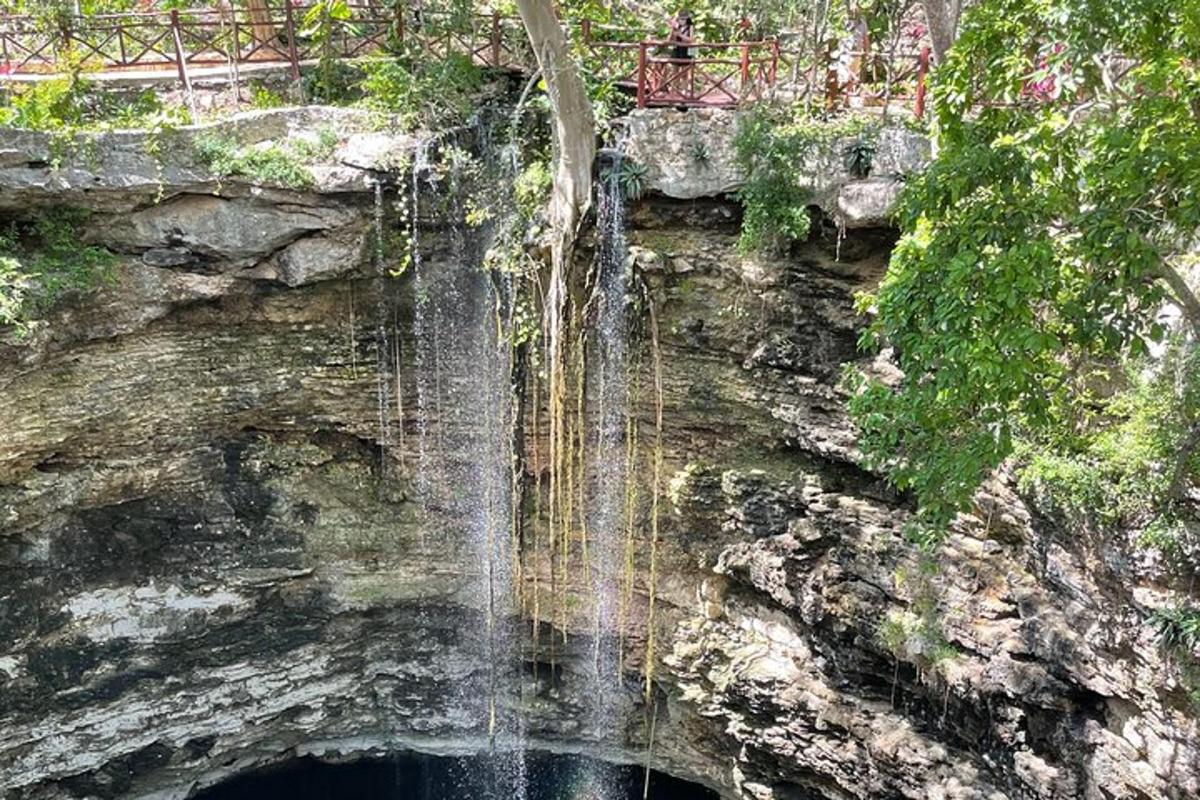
[193,752,719,800]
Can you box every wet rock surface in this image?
[0,111,1196,800]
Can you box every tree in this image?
[920,0,962,63]
[514,0,595,274]
[849,0,1200,543]
[513,0,596,486]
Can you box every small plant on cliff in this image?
[616,159,648,201]
[843,136,876,178]
[514,159,552,219]
[600,158,648,201]
[193,134,318,190]
[1152,605,1200,654]
[0,208,116,337]
[1149,604,1200,709]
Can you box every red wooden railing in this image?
[0,6,930,116]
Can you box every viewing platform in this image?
[0,3,930,116]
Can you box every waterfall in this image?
[406,131,527,800]
[579,145,633,799]
[397,111,635,799]
[372,179,393,482]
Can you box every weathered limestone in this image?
[621,108,930,227]
[0,109,1196,800]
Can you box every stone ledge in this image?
[622,108,930,228]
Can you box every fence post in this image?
[394,0,404,47]
[739,42,751,101]
[283,1,301,81]
[636,41,647,108]
[491,12,501,66]
[914,45,931,119]
[169,9,187,83]
[770,39,779,85]
[580,18,591,43]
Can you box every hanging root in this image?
[617,352,641,677]
[642,694,660,800]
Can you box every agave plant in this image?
[843,136,876,179]
[617,159,648,201]
[1151,605,1200,654]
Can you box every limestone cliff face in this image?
[0,109,1196,800]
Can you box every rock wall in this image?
[621,108,929,228]
[0,109,1197,800]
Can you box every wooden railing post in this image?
[394,1,404,48]
[636,41,648,108]
[283,1,301,81]
[739,42,751,101]
[770,39,779,85]
[491,12,501,66]
[580,18,591,43]
[914,45,931,119]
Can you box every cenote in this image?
[193,753,719,800]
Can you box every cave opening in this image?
[192,752,720,800]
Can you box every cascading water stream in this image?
[372,178,393,482]
[574,144,634,800]
[405,129,527,800]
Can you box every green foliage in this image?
[249,84,287,111]
[0,73,91,131]
[514,160,552,219]
[0,57,189,144]
[614,159,648,201]
[0,208,116,337]
[193,132,336,189]
[1015,340,1200,560]
[877,609,958,668]
[849,0,1200,538]
[735,107,879,252]
[1152,605,1200,655]
[301,0,356,102]
[355,53,482,130]
[843,136,876,178]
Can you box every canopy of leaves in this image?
[849,0,1200,541]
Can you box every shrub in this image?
[355,53,482,130]
[193,135,318,189]
[734,107,880,252]
[1015,340,1200,562]
[513,160,551,219]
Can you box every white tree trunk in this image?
[922,0,962,64]
[514,0,595,271]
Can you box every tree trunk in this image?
[922,0,962,64]
[514,0,596,423]
[244,0,275,44]
[514,0,595,270]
